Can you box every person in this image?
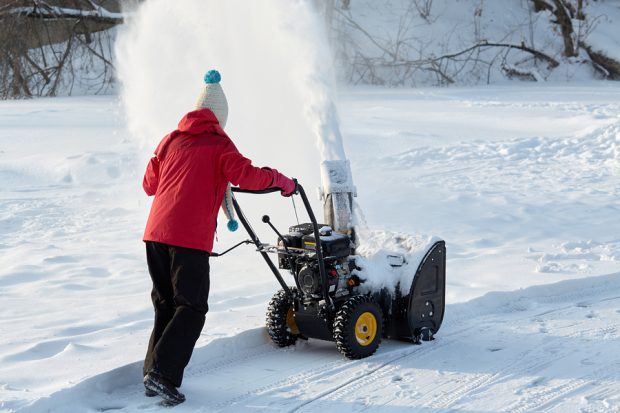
[140,69,296,405]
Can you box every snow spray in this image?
[115,1,349,183]
[115,0,355,238]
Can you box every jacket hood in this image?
[154,109,227,157]
[177,108,224,135]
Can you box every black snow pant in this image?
[143,241,210,387]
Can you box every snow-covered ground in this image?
[1,83,620,412]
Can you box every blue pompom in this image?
[227,219,239,232]
[204,70,221,84]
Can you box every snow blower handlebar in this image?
[229,182,332,305]
[208,240,253,257]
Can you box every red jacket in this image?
[143,108,281,252]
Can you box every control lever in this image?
[262,215,291,255]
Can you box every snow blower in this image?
[212,161,446,359]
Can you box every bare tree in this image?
[323,0,620,86]
[413,0,434,23]
[331,2,561,86]
[530,0,620,78]
[0,0,124,98]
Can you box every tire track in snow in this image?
[506,314,620,412]
[133,278,620,413]
[288,291,620,412]
[201,278,620,411]
[204,353,349,411]
[295,331,558,412]
[413,342,568,411]
[508,362,620,413]
[208,333,462,412]
[423,306,618,410]
[187,299,480,411]
[186,343,279,377]
[419,363,545,410]
[286,348,426,413]
[280,327,478,412]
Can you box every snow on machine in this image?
[212,161,446,359]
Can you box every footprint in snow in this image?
[585,311,598,319]
[61,283,93,291]
[43,255,80,264]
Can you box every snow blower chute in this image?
[212,161,446,359]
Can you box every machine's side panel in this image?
[385,241,446,342]
[407,241,446,338]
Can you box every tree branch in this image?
[2,4,124,25]
[437,41,559,68]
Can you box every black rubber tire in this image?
[333,295,383,359]
[266,288,299,347]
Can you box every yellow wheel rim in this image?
[287,308,300,335]
[355,312,377,346]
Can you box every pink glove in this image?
[273,173,297,197]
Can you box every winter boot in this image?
[144,381,157,397]
[144,370,186,405]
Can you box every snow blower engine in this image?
[212,161,446,359]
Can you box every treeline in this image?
[0,0,126,98]
[325,0,620,86]
[2,0,620,98]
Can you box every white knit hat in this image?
[195,69,228,128]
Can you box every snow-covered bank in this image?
[334,0,620,85]
[1,83,620,412]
